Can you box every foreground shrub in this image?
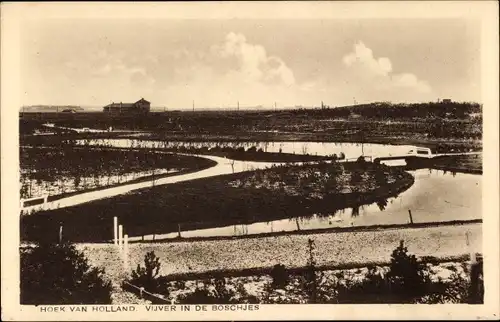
[270,264,289,289]
[468,260,484,304]
[330,243,483,304]
[333,266,393,303]
[21,243,112,304]
[386,241,429,301]
[129,251,163,293]
[177,278,258,304]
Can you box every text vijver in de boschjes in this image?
[38,304,260,313]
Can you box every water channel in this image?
[75,139,482,241]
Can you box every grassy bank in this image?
[21,160,414,243]
[430,154,482,174]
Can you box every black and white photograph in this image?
[1,1,499,320]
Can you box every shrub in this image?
[467,260,484,304]
[270,264,289,289]
[177,278,258,304]
[20,243,112,304]
[332,243,479,304]
[330,241,429,303]
[129,251,163,293]
[386,241,428,301]
[305,238,318,303]
[334,266,393,303]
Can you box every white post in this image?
[118,225,123,251]
[113,217,118,245]
[466,231,476,264]
[59,224,63,244]
[123,234,129,269]
[20,199,24,208]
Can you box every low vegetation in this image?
[20,243,113,305]
[129,251,163,294]
[123,242,483,304]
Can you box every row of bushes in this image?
[19,238,483,305]
[127,240,484,304]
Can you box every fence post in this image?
[123,234,129,270]
[59,223,63,244]
[466,231,476,264]
[114,217,118,245]
[119,225,123,251]
[408,210,414,224]
[177,224,181,238]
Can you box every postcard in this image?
[1,1,499,320]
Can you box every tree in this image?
[386,240,428,302]
[21,243,112,305]
[349,169,363,193]
[305,238,318,303]
[129,251,162,292]
[270,264,289,289]
[178,278,258,304]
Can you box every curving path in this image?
[21,154,286,214]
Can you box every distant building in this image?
[441,99,452,103]
[103,98,151,114]
[62,109,77,113]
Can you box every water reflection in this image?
[376,199,388,211]
[351,206,360,218]
[76,138,416,160]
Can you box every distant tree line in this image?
[290,101,482,120]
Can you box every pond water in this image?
[70,138,481,241]
[133,169,481,241]
[76,138,417,160]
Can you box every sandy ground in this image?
[78,222,481,281]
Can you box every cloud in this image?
[343,42,393,77]
[36,34,434,108]
[210,32,296,87]
[155,32,299,107]
[342,41,432,97]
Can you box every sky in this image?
[20,18,481,109]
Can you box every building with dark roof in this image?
[103,98,151,114]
